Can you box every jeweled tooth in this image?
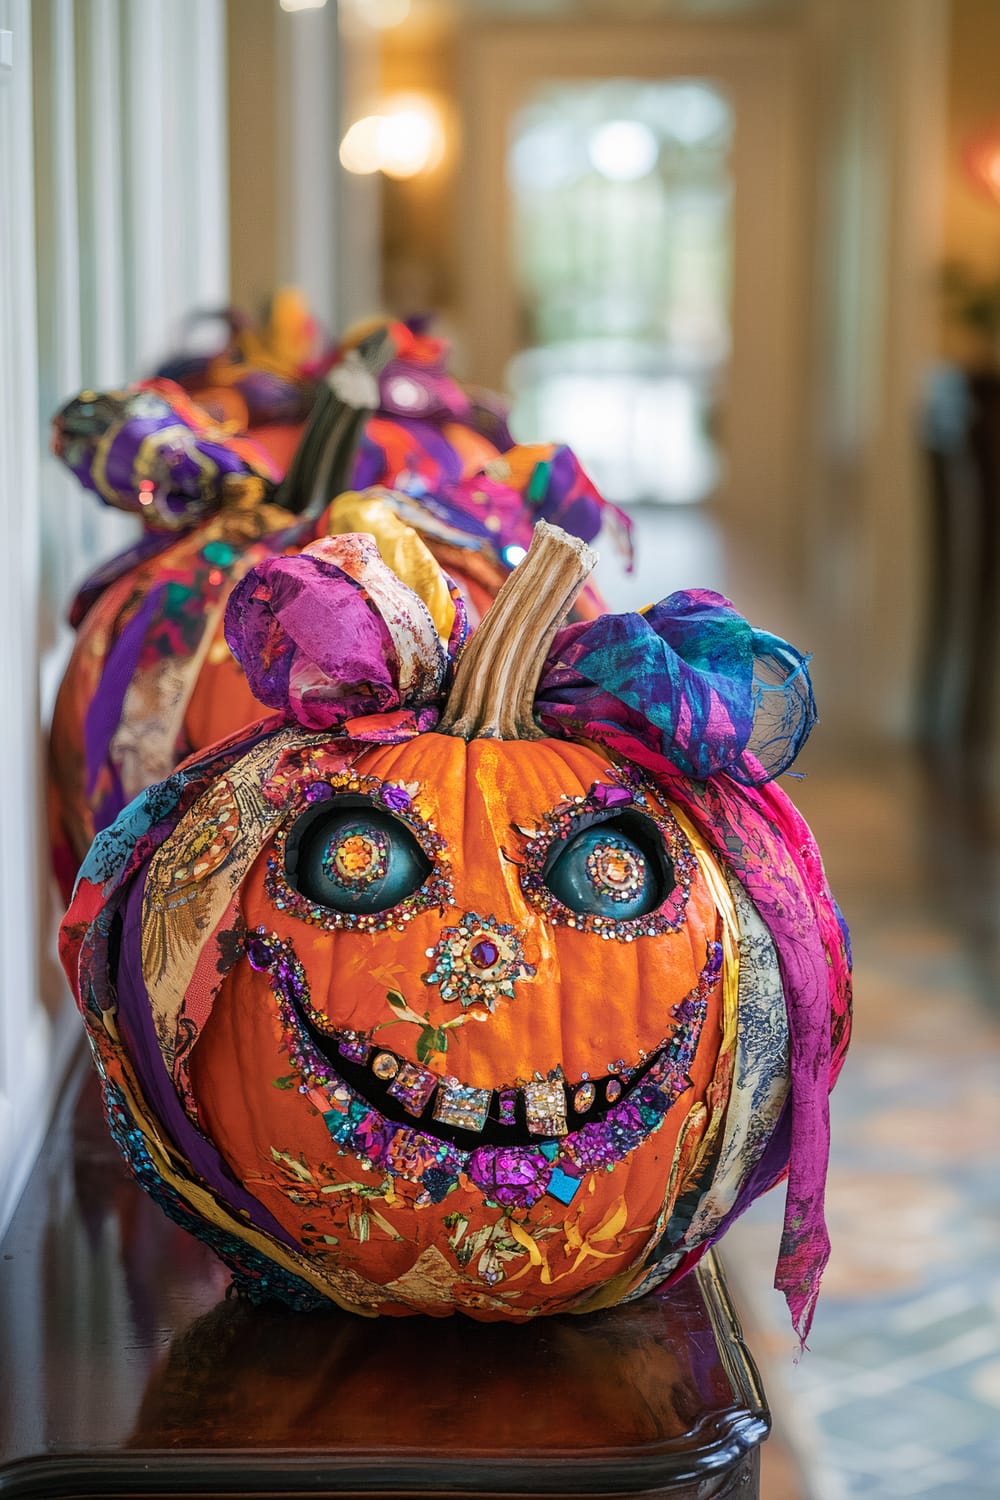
[372,1052,399,1081]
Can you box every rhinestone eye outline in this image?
[517,785,695,940]
[264,773,453,934]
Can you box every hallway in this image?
[599,502,1000,1498]
[729,738,1000,1496]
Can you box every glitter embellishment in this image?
[321,828,389,891]
[423,913,536,1011]
[585,835,646,904]
[433,1080,491,1133]
[337,1030,373,1065]
[524,1076,568,1137]
[518,772,695,939]
[265,769,452,933]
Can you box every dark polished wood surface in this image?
[0,1056,768,1498]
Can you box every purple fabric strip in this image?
[83,585,165,803]
[115,871,299,1250]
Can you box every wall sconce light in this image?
[963,129,1000,207]
[340,94,446,179]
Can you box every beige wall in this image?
[228,0,279,316]
[943,0,1000,280]
[226,0,379,328]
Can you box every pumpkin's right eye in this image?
[544,814,669,920]
[284,806,430,915]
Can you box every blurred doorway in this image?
[461,21,806,538]
[507,77,732,508]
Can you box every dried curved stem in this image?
[439,521,598,740]
[275,328,395,517]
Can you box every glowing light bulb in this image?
[340,95,446,179]
[377,103,444,179]
[339,115,384,175]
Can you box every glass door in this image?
[507,78,732,507]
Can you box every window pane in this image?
[506,78,732,505]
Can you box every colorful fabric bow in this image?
[225,535,469,732]
[51,379,279,529]
[227,552,813,788]
[536,590,815,785]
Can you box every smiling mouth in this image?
[292,1002,661,1149]
[247,928,722,1165]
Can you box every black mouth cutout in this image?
[288,991,663,1151]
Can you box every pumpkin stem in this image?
[438,521,598,740]
[274,327,395,518]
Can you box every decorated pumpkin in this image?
[61,523,850,1340]
[48,338,624,898]
[153,296,516,479]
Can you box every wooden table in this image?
[0,1057,769,1498]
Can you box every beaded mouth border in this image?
[515,777,697,940]
[264,770,453,934]
[246,928,722,1211]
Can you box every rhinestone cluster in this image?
[320,827,389,891]
[422,913,536,1011]
[585,834,647,904]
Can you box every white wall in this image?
[0,0,229,1240]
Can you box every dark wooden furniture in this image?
[0,1057,769,1498]
[921,367,1000,779]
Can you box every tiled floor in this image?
[602,505,1000,1498]
[725,749,1000,1499]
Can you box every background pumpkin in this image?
[48,334,627,898]
[151,298,515,480]
[61,524,850,1338]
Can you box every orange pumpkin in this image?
[48,340,622,899]
[60,525,850,1336]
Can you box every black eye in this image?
[284,804,430,914]
[544,814,672,919]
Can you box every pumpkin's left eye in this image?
[284,805,430,914]
[544,815,670,920]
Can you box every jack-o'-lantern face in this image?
[62,522,849,1337]
[169,732,729,1317]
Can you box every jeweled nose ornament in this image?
[422,912,536,1011]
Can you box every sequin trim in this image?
[102,1080,326,1311]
